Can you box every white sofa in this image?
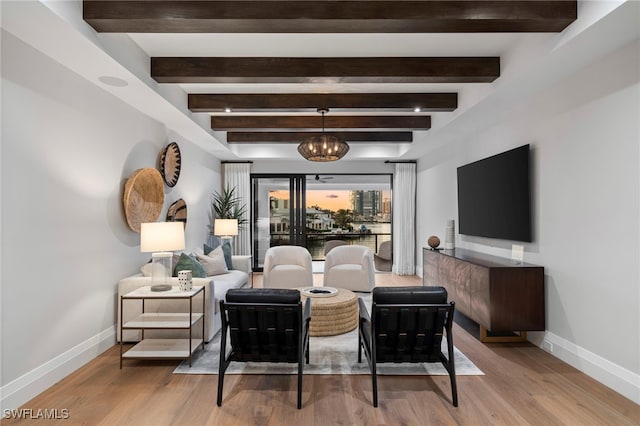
[117,255,251,342]
[323,245,375,292]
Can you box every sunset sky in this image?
[271,189,350,211]
[307,190,352,211]
[271,190,390,212]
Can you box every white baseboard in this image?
[539,331,640,404]
[1,327,115,411]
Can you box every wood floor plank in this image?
[3,274,639,425]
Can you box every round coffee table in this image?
[298,287,359,336]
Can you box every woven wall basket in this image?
[123,167,164,232]
[160,142,181,187]
[166,198,187,226]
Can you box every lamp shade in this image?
[140,222,185,252]
[214,219,238,236]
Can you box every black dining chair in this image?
[358,286,458,407]
[217,288,311,409]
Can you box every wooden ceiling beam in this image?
[190,93,457,113]
[211,115,431,131]
[227,132,413,143]
[84,1,577,33]
[153,57,500,84]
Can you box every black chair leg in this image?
[357,328,362,363]
[217,370,225,407]
[217,324,228,407]
[297,361,303,409]
[450,371,458,407]
[372,364,378,407]
[447,332,458,407]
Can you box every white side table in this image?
[120,285,205,368]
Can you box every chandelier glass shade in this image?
[297,109,350,162]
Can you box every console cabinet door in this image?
[440,255,458,303]
[423,249,440,286]
[452,260,471,316]
[423,249,457,305]
[468,263,490,328]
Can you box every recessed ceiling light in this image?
[98,76,128,87]
[224,107,232,113]
[413,107,422,113]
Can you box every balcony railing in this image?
[270,232,391,261]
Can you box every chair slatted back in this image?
[373,304,452,363]
[224,303,302,363]
[371,286,454,363]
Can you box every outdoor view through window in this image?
[267,175,392,260]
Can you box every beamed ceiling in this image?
[81,0,578,156]
[83,1,578,33]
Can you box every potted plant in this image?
[211,185,248,229]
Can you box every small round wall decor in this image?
[159,142,181,187]
[166,198,187,227]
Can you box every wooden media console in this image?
[423,248,544,342]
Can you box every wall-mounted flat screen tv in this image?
[457,144,532,242]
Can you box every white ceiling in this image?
[129,33,527,57]
[2,0,638,162]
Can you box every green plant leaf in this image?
[211,185,248,226]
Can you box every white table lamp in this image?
[141,222,185,291]
[214,219,238,251]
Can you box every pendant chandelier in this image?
[297,108,350,162]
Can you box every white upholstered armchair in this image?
[263,245,313,289]
[323,245,375,292]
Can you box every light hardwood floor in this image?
[5,274,638,425]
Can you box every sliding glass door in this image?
[251,173,392,271]
[252,175,306,270]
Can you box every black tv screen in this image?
[457,144,532,242]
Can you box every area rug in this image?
[174,295,483,376]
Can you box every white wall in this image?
[250,159,395,175]
[416,40,640,402]
[0,31,221,409]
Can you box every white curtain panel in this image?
[223,163,251,255]
[392,163,416,275]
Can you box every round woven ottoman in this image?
[299,287,359,336]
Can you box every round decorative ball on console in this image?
[428,235,441,250]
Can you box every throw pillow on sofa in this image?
[195,246,228,276]
[204,242,233,270]
[174,253,207,278]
